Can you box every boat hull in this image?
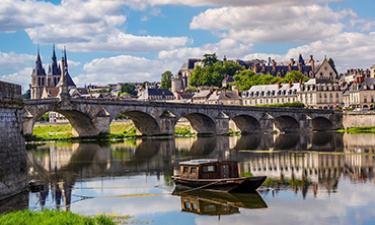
[172,176,266,193]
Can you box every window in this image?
[191,167,197,173]
[183,167,189,173]
[202,165,216,173]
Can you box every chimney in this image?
[268,57,272,66]
[272,60,277,71]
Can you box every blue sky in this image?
[1,0,375,90]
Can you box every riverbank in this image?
[0,210,123,225]
[337,127,375,134]
[28,121,196,141]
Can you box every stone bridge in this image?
[23,98,343,137]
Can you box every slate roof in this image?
[147,88,174,96]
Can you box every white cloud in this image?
[0,52,34,72]
[190,5,353,44]
[126,0,340,9]
[0,0,188,52]
[0,67,32,92]
[159,38,250,61]
[74,55,180,86]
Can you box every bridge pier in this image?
[215,114,230,135]
[158,117,177,136]
[259,113,276,133]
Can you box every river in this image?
[2,132,375,225]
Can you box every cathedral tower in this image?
[30,48,46,99]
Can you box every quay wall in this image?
[0,81,27,200]
[343,112,375,129]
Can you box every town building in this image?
[242,57,342,109]
[138,85,175,101]
[191,89,212,104]
[207,90,242,105]
[344,77,375,109]
[242,83,300,106]
[251,54,315,78]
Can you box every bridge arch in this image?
[231,115,260,134]
[25,109,101,137]
[312,117,333,131]
[178,113,216,136]
[113,110,161,136]
[274,115,299,133]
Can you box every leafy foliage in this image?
[233,70,282,91]
[234,70,309,91]
[255,102,305,108]
[202,53,218,67]
[189,60,244,87]
[161,70,173,89]
[121,83,136,96]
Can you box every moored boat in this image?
[172,159,266,193]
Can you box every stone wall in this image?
[0,81,27,201]
[343,112,375,129]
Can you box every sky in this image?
[1,0,375,91]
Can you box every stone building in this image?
[242,57,342,109]
[242,83,300,106]
[191,89,212,104]
[344,77,375,109]
[138,85,175,101]
[251,54,315,78]
[207,89,242,105]
[30,46,76,99]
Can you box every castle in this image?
[30,46,76,99]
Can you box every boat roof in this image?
[179,159,219,166]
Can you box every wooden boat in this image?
[172,159,266,193]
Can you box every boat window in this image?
[202,165,216,172]
[191,167,197,173]
[183,166,189,173]
[184,201,191,209]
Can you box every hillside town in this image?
[29,46,375,112]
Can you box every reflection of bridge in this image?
[23,98,342,137]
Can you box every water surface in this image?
[6,133,375,225]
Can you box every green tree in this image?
[283,71,309,83]
[233,71,283,91]
[161,70,173,89]
[189,59,244,88]
[202,53,218,67]
[121,83,136,96]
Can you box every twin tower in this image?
[30,45,76,99]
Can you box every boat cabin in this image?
[178,159,239,180]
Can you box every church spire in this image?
[50,44,59,75]
[34,46,46,76]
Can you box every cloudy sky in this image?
[1,0,375,91]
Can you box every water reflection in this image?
[172,188,267,216]
[22,132,375,225]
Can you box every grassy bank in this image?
[0,210,119,225]
[29,121,197,141]
[337,127,375,134]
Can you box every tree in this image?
[22,89,31,99]
[233,70,282,91]
[189,59,244,88]
[161,71,173,89]
[121,83,136,96]
[283,71,309,83]
[202,53,218,67]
